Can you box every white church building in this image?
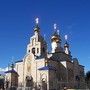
[5,18,85,90]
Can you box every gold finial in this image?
[35,18,39,24]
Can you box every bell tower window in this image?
[32,48,35,54]
[32,39,34,45]
[28,50,30,53]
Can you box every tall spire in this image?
[64,35,69,47]
[64,35,70,55]
[34,17,40,33]
[53,24,60,35]
[51,23,61,43]
[51,24,62,53]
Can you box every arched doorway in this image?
[26,76,33,87]
[42,78,47,90]
[32,48,35,55]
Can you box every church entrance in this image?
[26,76,33,87]
[42,79,47,90]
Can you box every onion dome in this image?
[51,24,61,43]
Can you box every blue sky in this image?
[0,0,90,72]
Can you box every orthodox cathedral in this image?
[5,18,85,90]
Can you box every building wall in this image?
[14,53,85,89]
[15,62,24,86]
[67,61,74,88]
[5,73,11,88]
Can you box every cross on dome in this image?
[65,35,68,40]
[35,18,39,24]
[54,23,57,30]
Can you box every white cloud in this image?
[0,67,8,71]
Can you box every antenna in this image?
[35,18,39,24]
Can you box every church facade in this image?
[10,18,85,89]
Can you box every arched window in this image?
[28,50,30,53]
[32,39,34,45]
[26,76,33,87]
[32,48,35,54]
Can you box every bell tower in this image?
[27,18,47,57]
